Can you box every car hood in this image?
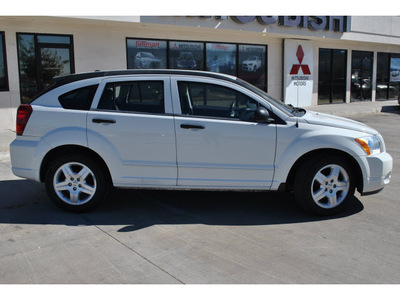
[303,110,378,135]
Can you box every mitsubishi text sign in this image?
[284,39,313,107]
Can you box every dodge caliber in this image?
[10,70,393,215]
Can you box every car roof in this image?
[33,69,239,101]
[55,69,237,84]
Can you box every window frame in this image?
[0,31,9,92]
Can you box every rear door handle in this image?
[92,118,116,124]
[180,124,205,130]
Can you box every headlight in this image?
[355,136,381,155]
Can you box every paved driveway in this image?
[0,107,399,284]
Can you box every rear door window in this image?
[97,81,164,114]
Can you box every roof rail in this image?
[32,69,238,102]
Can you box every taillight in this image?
[16,104,33,136]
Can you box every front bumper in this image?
[361,152,393,194]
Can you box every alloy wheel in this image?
[53,162,97,205]
[311,164,350,209]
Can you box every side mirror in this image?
[254,107,274,123]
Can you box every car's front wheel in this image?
[294,154,356,215]
[45,154,110,212]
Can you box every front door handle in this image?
[92,118,116,124]
[180,124,205,130]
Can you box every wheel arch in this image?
[285,148,363,193]
[40,145,112,184]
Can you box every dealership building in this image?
[0,16,400,130]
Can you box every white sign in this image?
[283,39,313,107]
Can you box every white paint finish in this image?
[174,116,276,188]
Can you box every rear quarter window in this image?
[58,85,98,110]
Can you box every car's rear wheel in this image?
[45,154,110,212]
[294,154,356,215]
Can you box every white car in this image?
[242,56,262,72]
[134,52,161,69]
[10,70,393,215]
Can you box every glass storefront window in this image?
[127,39,167,69]
[238,44,267,90]
[377,53,390,100]
[0,32,8,91]
[318,48,347,104]
[351,51,373,102]
[17,34,38,102]
[376,52,400,101]
[206,43,236,76]
[389,54,400,100]
[169,41,204,70]
[126,39,268,92]
[17,33,74,103]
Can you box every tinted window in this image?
[17,33,74,103]
[58,85,98,110]
[98,81,164,114]
[0,32,8,91]
[178,82,259,120]
[318,48,347,104]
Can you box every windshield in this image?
[180,53,194,60]
[235,78,303,117]
[142,53,154,58]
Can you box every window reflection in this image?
[0,32,8,91]
[377,53,400,101]
[318,48,347,104]
[206,43,236,76]
[351,51,373,102]
[17,33,74,103]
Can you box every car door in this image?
[171,76,277,188]
[87,76,177,187]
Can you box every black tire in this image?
[294,154,356,215]
[45,153,111,212]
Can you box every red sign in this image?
[289,45,311,75]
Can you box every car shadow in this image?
[0,179,364,231]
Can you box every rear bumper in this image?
[10,137,50,182]
[361,152,393,194]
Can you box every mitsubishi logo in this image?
[290,45,311,75]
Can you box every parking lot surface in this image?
[0,107,399,284]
